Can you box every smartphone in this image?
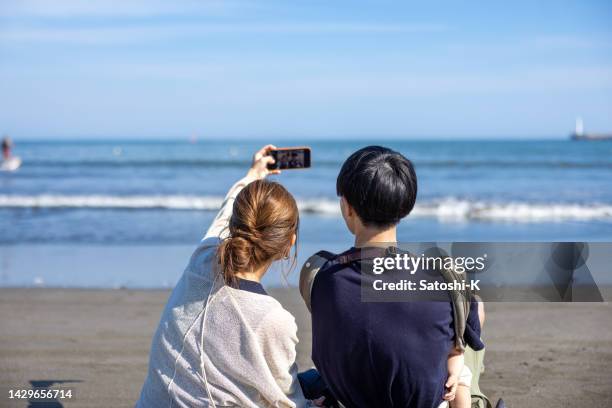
[267,147,311,170]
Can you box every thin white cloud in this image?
[531,35,600,49]
[0,0,238,18]
[447,34,610,57]
[0,22,449,45]
[4,54,610,96]
[261,66,612,97]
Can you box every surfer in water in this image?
[2,136,12,160]
[1,136,21,171]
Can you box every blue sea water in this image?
[1,139,611,287]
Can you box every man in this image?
[300,146,485,408]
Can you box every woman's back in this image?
[137,159,306,408]
[138,240,305,408]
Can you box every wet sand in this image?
[1,288,611,407]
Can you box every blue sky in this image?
[0,0,611,139]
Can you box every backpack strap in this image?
[299,248,395,311]
[439,265,471,351]
[299,250,336,312]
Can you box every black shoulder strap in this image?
[316,250,336,261]
[300,247,400,311]
[299,251,337,312]
[329,247,401,267]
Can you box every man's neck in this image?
[354,226,397,248]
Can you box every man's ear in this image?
[340,196,357,235]
[340,196,354,217]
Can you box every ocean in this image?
[1,139,611,288]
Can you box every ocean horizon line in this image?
[9,136,583,143]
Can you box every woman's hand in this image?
[246,144,281,180]
[443,374,458,401]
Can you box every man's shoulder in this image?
[304,249,337,263]
[301,247,357,278]
[299,248,355,311]
[303,247,358,267]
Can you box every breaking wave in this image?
[1,194,612,222]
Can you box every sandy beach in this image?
[1,288,611,408]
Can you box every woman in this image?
[137,145,308,407]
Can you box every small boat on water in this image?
[570,118,612,141]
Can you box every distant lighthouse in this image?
[570,117,612,141]
[574,117,584,137]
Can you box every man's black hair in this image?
[336,146,417,228]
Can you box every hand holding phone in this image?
[266,147,311,170]
[247,144,281,179]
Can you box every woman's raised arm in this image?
[203,144,280,240]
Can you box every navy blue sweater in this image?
[310,247,482,408]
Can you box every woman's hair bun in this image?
[218,180,299,285]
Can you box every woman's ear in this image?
[280,234,297,260]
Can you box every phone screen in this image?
[267,147,311,170]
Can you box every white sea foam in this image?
[0,194,225,210]
[412,198,612,222]
[1,194,611,222]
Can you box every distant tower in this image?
[575,117,584,136]
[571,116,612,140]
